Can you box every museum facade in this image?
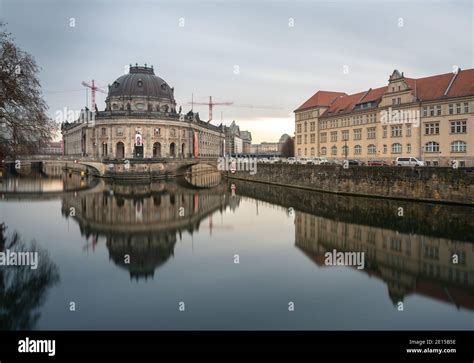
[62,64,225,159]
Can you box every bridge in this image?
[1,157,220,180]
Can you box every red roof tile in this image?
[322,91,366,117]
[301,68,474,117]
[446,68,474,99]
[295,90,347,112]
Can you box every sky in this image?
[1,0,473,143]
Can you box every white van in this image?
[395,157,424,167]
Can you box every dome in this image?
[279,133,290,143]
[107,64,175,104]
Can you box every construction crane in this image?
[81,80,107,110]
[190,96,233,122]
[188,96,284,122]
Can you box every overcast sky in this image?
[1,0,473,142]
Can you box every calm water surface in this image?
[0,171,473,330]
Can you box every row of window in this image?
[296,121,317,133]
[424,141,467,153]
[100,127,193,138]
[425,120,467,135]
[315,140,467,156]
[319,114,377,130]
[317,125,411,144]
[298,102,470,133]
[299,120,468,145]
[422,102,469,117]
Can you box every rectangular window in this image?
[456,103,461,114]
[407,144,412,153]
[406,124,412,137]
[101,127,106,136]
[423,107,428,117]
[320,132,327,143]
[391,125,402,137]
[304,135,307,144]
[424,123,439,135]
[383,126,387,138]
[450,120,467,133]
[436,105,441,116]
[354,128,362,140]
[310,122,315,132]
[449,104,454,115]
[429,106,435,116]
[342,130,349,141]
[297,135,302,144]
[397,97,401,105]
[367,127,376,139]
[392,99,396,105]
[383,144,387,154]
[297,124,302,133]
[116,127,123,136]
[154,128,161,136]
[310,133,315,143]
[330,131,337,142]
[464,102,469,113]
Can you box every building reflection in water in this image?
[295,211,474,310]
[61,172,236,280]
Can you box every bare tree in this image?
[0,22,53,158]
[0,223,60,330]
[281,136,295,157]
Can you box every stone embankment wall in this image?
[227,164,474,205]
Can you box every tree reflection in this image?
[0,223,60,330]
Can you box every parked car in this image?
[258,158,269,164]
[395,157,424,167]
[348,159,366,166]
[268,157,281,164]
[286,157,297,165]
[367,160,390,166]
[317,158,331,165]
[296,157,310,165]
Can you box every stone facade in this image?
[62,65,224,159]
[295,68,474,166]
[228,164,474,204]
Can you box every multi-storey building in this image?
[224,120,252,155]
[294,69,474,166]
[62,64,225,159]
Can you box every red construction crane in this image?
[81,80,107,110]
[190,96,233,122]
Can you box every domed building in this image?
[62,64,225,159]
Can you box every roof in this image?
[300,68,474,118]
[294,90,347,112]
[107,65,175,103]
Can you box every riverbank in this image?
[226,164,474,205]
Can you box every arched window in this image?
[153,142,161,157]
[331,146,337,156]
[391,143,402,154]
[310,147,315,156]
[368,144,376,154]
[451,140,466,153]
[170,142,176,157]
[424,141,439,153]
[354,145,362,155]
[321,147,327,156]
